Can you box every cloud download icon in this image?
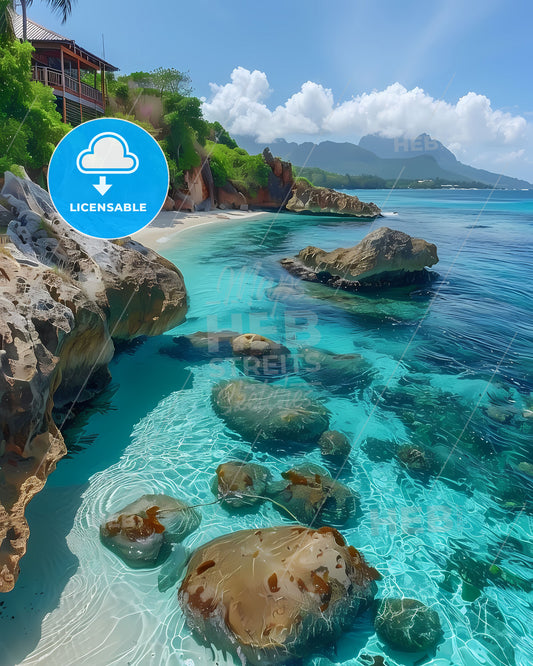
[48,118,169,239]
[77,133,140,175]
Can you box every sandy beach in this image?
[133,208,269,250]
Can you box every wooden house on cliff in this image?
[12,13,118,126]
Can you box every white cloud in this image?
[202,68,530,179]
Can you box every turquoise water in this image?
[1,189,532,665]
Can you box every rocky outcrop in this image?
[282,227,438,290]
[184,160,214,211]
[287,180,381,218]
[209,146,381,218]
[215,182,247,209]
[179,525,380,665]
[0,172,188,592]
[174,190,195,212]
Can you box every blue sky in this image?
[22,0,533,181]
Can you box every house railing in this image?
[32,66,103,106]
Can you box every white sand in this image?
[133,208,269,250]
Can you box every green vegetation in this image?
[126,68,192,97]
[163,94,209,175]
[293,176,313,187]
[0,35,68,175]
[207,141,270,195]
[296,165,491,190]
[296,167,390,189]
[208,121,237,149]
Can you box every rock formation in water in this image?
[318,430,352,464]
[179,525,381,665]
[297,346,373,392]
[281,227,438,289]
[211,378,330,447]
[211,461,271,508]
[286,179,381,218]
[100,494,200,567]
[0,172,188,592]
[232,333,293,379]
[160,330,240,361]
[266,463,358,526]
[374,598,443,652]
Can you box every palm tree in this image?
[1,0,15,38]
[19,1,76,41]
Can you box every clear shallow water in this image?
[1,189,532,666]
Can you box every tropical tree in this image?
[0,34,68,174]
[19,1,77,41]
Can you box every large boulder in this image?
[286,180,381,218]
[100,494,200,567]
[211,461,271,508]
[0,172,188,591]
[374,598,443,652]
[211,378,330,447]
[179,525,381,665]
[298,346,373,393]
[282,227,438,289]
[266,463,358,526]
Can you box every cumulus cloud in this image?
[202,67,529,175]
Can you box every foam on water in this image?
[1,190,532,666]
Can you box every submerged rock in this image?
[100,494,200,567]
[282,227,438,290]
[211,378,330,447]
[362,438,398,463]
[298,346,373,393]
[374,598,443,652]
[232,333,293,379]
[178,525,380,665]
[286,180,381,218]
[318,430,352,463]
[266,463,358,526]
[211,461,271,508]
[396,444,434,473]
[161,330,239,361]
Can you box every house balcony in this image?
[32,66,104,107]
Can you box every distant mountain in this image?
[235,134,532,189]
[358,133,531,189]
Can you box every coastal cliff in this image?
[170,147,381,218]
[0,173,187,592]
